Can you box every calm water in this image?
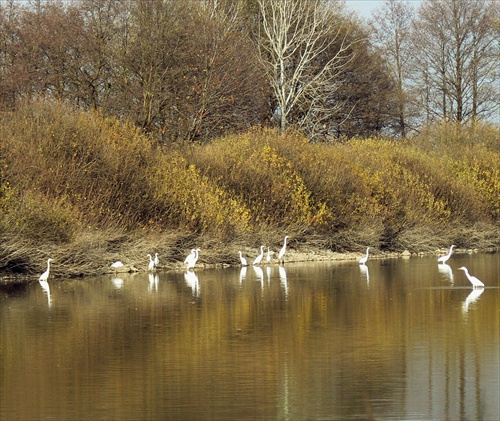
[1,253,499,421]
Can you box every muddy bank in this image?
[2,243,497,288]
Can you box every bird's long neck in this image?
[47,260,51,271]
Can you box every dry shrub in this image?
[0,98,156,229]
[190,128,332,230]
[148,152,252,238]
[1,99,499,273]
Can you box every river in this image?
[1,253,499,420]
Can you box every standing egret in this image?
[184,249,196,266]
[438,245,456,264]
[154,253,160,268]
[359,247,370,265]
[239,251,248,267]
[266,247,272,264]
[39,258,52,282]
[186,248,200,270]
[253,245,265,266]
[458,267,485,289]
[192,248,200,266]
[147,254,155,271]
[111,261,124,272]
[278,236,289,264]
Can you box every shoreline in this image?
[2,246,497,287]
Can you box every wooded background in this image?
[0,0,498,143]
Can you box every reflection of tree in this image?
[1,264,498,420]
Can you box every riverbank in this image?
[1,104,499,285]
[1,228,499,287]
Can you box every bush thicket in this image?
[0,100,499,274]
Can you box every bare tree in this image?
[411,0,499,124]
[371,0,415,137]
[257,0,354,133]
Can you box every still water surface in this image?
[1,253,499,420]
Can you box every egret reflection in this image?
[148,273,159,293]
[266,266,271,283]
[437,263,454,283]
[111,277,124,289]
[359,263,370,286]
[39,280,52,309]
[253,265,264,288]
[239,266,247,284]
[462,288,484,314]
[279,265,288,296]
[184,270,200,296]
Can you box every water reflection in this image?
[239,266,247,284]
[253,266,264,288]
[438,263,454,283]
[111,277,124,289]
[38,280,52,309]
[462,288,484,314]
[148,273,159,293]
[359,263,370,286]
[184,270,200,296]
[279,265,288,296]
[1,254,499,421]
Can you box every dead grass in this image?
[0,101,499,278]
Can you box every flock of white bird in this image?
[37,237,486,291]
[358,243,486,289]
[239,235,289,267]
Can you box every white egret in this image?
[278,236,289,264]
[359,247,370,265]
[154,253,160,268]
[253,245,265,266]
[458,267,485,289]
[192,248,200,266]
[184,249,195,262]
[111,261,124,272]
[438,245,456,264]
[239,251,248,267]
[184,249,196,267]
[147,254,155,271]
[186,248,200,270]
[266,247,272,264]
[39,258,52,282]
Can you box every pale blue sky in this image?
[344,0,421,19]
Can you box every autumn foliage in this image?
[0,100,499,274]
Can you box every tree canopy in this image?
[0,0,497,142]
